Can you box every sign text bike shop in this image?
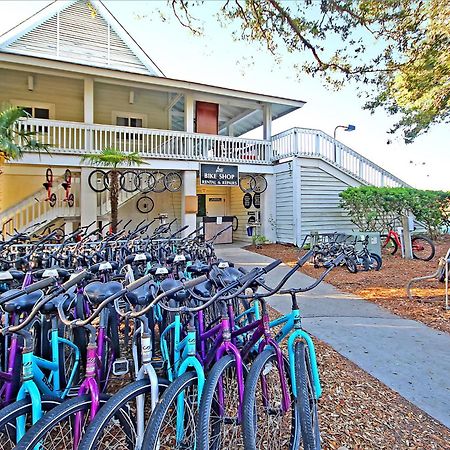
[200,164,239,186]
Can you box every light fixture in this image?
[27,75,34,91]
[333,124,356,162]
[129,90,135,104]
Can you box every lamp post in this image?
[333,124,356,162]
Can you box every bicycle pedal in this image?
[151,356,164,370]
[112,358,129,376]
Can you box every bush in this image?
[339,186,450,238]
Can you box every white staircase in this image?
[1,176,81,236]
[271,128,408,188]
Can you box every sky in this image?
[0,0,448,190]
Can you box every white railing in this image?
[0,177,81,235]
[16,119,271,164]
[98,188,138,217]
[271,127,408,187]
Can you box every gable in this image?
[0,0,163,76]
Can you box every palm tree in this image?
[0,105,49,161]
[81,148,145,233]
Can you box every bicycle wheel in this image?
[380,234,398,256]
[137,196,154,214]
[164,172,182,192]
[64,169,72,184]
[120,170,138,193]
[141,371,199,449]
[412,235,435,261]
[15,394,111,450]
[135,171,154,193]
[0,396,61,449]
[345,256,358,273]
[88,170,107,193]
[368,253,382,271]
[232,216,239,232]
[197,354,246,450]
[46,168,53,183]
[152,171,166,193]
[67,193,75,207]
[49,193,57,208]
[294,341,321,450]
[80,377,169,450]
[239,175,254,193]
[242,348,299,450]
[250,175,267,194]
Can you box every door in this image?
[196,102,219,134]
[206,195,227,216]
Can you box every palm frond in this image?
[81,147,147,168]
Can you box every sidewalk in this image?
[216,245,450,429]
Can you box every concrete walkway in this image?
[216,245,450,429]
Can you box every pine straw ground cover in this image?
[248,235,450,335]
[311,334,450,449]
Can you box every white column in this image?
[261,173,276,243]
[292,157,302,246]
[184,94,195,133]
[80,167,98,229]
[64,221,77,235]
[181,170,197,237]
[84,78,94,124]
[263,104,272,140]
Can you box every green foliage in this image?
[169,0,449,142]
[81,147,145,169]
[0,105,49,160]
[252,233,269,248]
[339,186,450,238]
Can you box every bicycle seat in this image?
[61,182,69,190]
[33,268,71,281]
[186,263,210,275]
[84,281,122,305]
[125,282,158,306]
[160,278,188,303]
[0,270,25,282]
[218,267,243,285]
[40,289,76,314]
[148,265,170,276]
[124,253,151,265]
[90,261,119,273]
[42,182,51,189]
[1,289,44,313]
[193,280,213,298]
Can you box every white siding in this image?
[5,1,155,75]
[276,169,294,243]
[300,166,356,239]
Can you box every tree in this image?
[167,0,449,142]
[81,148,145,233]
[0,105,49,161]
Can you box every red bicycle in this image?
[42,167,57,207]
[381,230,435,261]
[61,169,74,207]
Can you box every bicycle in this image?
[381,229,435,261]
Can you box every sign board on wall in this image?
[200,164,239,186]
[243,193,252,209]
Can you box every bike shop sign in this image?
[200,164,239,186]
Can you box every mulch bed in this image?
[247,235,450,335]
[314,336,450,449]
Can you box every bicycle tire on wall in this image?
[411,235,435,261]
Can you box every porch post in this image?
[181,170,197,237]
[292,157,302,246]
[84,78,94,153]
[184,94,195,133]
[263,104,272,140]
[261,173,276,243]
[80,167,98,229]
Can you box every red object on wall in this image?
[196,102,218,135]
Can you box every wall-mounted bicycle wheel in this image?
[251,175,267,193]
[164,172,182,192]
[232,215,239,231]
[88,169,107,193]
[64,169,72,184]
[137,196,154,214]
[120,170,138,193]
[103,171,112,191]
[239,175,254,193]
[67,193,75,207]
[45,167,53,183]
[49,192,57,207]
[135,171,155,193]
[152,171,166,193]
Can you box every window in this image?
[112,112,146,140]
[10,100,54,134]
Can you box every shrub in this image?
[339,186,450,238]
